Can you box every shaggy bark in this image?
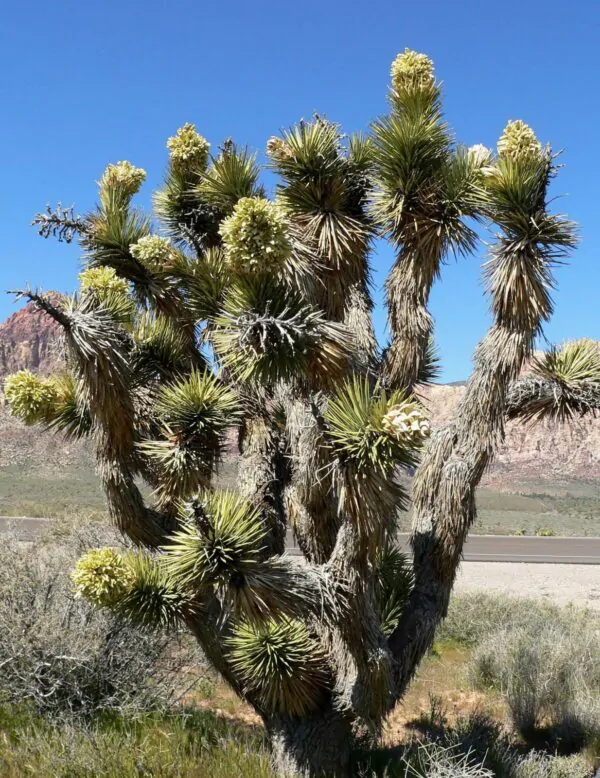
[343,283,377,373]
[384,251,437,391]
[267,708,355,778]
[283,396,340,564]
[388,326,534,697]
[326,523,394,726]
[238,414,289,556]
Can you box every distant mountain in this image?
[0,300,93,471]
[0,299,598,488]
[421,384,600,489]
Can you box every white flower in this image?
[4,370,58,425]
[79,266,129,296]
[219,197,291,273]
[468,144,493,168]
[71,548,135,608]
[167,123,210,170]
[130,235,175,269]
[497,120,543,162]
[99,161,146,196]
[382,401,430,444]
[390,49,435,92]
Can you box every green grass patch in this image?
[0,705,272,778]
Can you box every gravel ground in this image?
[455,562,600,610]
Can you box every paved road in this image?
[1,517,599,564]
[410,534,600,565]
[288,532,600,565]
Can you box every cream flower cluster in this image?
[79,266,129,296]
[467,144,493,168]
[497,120,543,162]
[4,370,58,425]
[266,136,294,162]
[390,49,435,92]
[130,235,175,269]
[167,123,210,170]
[382,401,430,443]
[219,197,291,273]
[71,548,135,608]
[100,161,146,196]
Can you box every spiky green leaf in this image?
[226,617,328,716]
[212,277,353,386]
[507,340,600,422]
[374,543,414,636]
[44,372,93,439]
[118,552,196,630]
[197,145,262,215]
[138,372,239,501]
[163,491,265,590]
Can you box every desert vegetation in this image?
[3,466,600,538]
[3,46,600,776]
[0,527,598,776]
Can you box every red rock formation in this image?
[0,299,63,379]
[421,384,600,488]
[0,299,93,471]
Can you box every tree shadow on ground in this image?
[354,705,596,777]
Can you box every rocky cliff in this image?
[0,300,62,377]
[0,300,93,471]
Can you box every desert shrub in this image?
[358,711,512,777]
[0,706,271,778]
[0,521,201,719]
[410,708,526,778]
[359,712,596,778]
[446,711,519,777]
[400,742,495,777]
[446,713,596,777]
[470,621,600,748]
[513,751,592,778]
[359,741,496,777]
[437,592,595,648]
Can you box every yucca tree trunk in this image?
[267,709,355,778]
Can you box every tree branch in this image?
[506,376,600,422]
[9,289,71,330]
[32,203,87,243]
[385,130,578,699]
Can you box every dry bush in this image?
[513,751,592,778]
[437,592,589,648]
[358,710,595,778]
[470,621,600,749]
[399,742,495,777]
[0,520,202,719]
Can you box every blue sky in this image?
[1,0,598,381]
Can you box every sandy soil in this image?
[455,561,600,610]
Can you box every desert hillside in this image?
[421,384,600,489]
[0,299,598,490]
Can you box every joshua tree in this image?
[6,50,600,777]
